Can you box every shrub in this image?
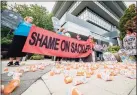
[30,54,44,60]
[1,37,12,45]
[107,46,120,53]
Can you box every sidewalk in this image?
[1,60,54,95]
[1,60,136,95]
[23,70,136,95]
[1,59,54,73]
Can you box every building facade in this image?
[52,1,126,61]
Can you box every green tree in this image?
[124,15,136,33]
[1,1,12,46]
[1,3,54,46]
[119,4,136,40]
[12,4,53,30]
[1,1,9,38]
[1,1,7,10]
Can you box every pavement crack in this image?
[127,85,136,95]
[20,65,53,95]
[40,77,53,95]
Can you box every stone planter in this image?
[113,53,122,62]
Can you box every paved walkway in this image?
[23,70,136,95]
[1,60,136,95]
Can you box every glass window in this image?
[78,8,114,30]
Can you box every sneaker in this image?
[7,62,13,66]
[14,61,20,66]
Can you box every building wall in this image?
[78,8,113,31]
[60,13,117,45]
[53,1,126,46]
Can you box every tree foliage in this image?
[124,15,136,33]
[30,54,44,60]
[1,1,7,10]
[1,3,54,46]
[119,4,136,40]
[107,45,120,53]
[12,4,53,30]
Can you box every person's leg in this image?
[66,58,68,62]
[55,57,60,65]
[7,57,14,66]
[58,57,61,61]
[92,51,95,62]
[75,58,79,62]
[9,57,14,62]
[55,57,58,61]
[58,57,62,64]
[16,57,21,62]
[14,57,21,66]
[75,58,78,62]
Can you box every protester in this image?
[55,27,64,63]
[83,35,94,62]
[63,29,71,38]
[75,34,81,62]
[7,16,33,66]
[126,28,136,36]
[62,29,72,62]
[91,36,96,62]
[76,34,81,40]
[125,28,137,59]
[56,27,64,35]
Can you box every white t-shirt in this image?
[64,32,71,37]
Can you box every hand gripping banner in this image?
[22,26,92,58]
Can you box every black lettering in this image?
[47,37,56,49]
[75,43,78,53]
[85,45,90,52]
[80,45,83,53]
[78,44,81,53]
[71,42,75,53]
[55,38,60,50]
[29,32,37,45]
[83,45,87,53]
[87,45,91,51]
[35,33,44,47]
[41,36,48,48]
[65,41,70,52]
[61,40,65,51]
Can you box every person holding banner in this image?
[63,29,71,38]
[56,27,64,35]
[83,35,94,62]
[55,27,64,63]
[75,34,81,62]
[62,29,72,62]
[7,16,33,66]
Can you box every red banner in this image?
[22,26,92,58]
